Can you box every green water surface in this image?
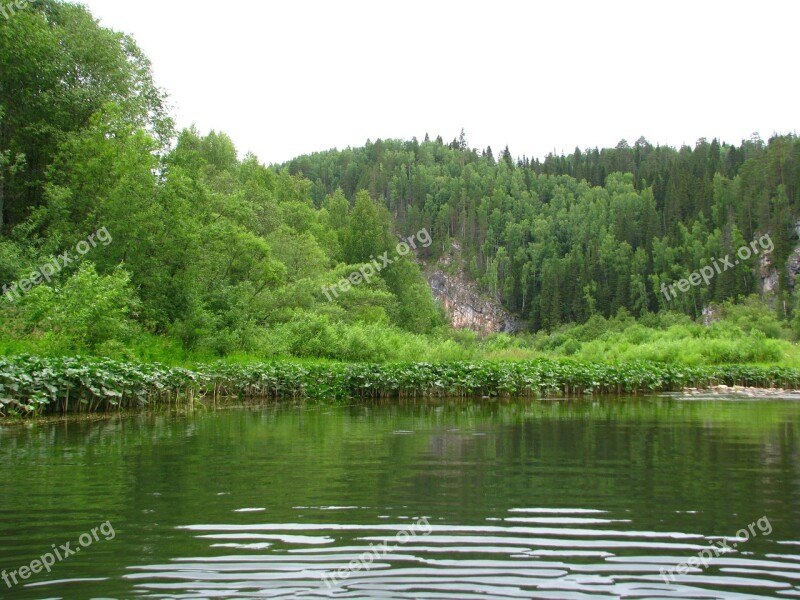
[1,397,799,599]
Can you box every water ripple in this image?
[122,510,800,599]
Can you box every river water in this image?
[1,397,799,599]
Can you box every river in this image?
[1,397,799,599]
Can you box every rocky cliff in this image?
[759,241,800,293]
[428,270,519,335]
[425,242,519,335]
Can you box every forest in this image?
[1,0,799,372]
[286,131,800,329]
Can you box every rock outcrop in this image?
[760,250,779,293]
[787,246,800,287]
[428,270,519,335]
[760,243,800,293]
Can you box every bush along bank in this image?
[2,355,800,416]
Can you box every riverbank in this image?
[3,355,800,416]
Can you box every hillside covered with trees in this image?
[286,132,800,329]
[1,0,799,368]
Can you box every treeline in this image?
[1,0,798,366]
[285,132,800,329]
[0,0,443,360]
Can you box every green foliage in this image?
[0,0,170,230]
[713,296,793,339]
[2,0,800,371]
[2,263,139,353]
[4,354,800,417]
[343,190,392,263]
[287,134,800,328]
[381,258,444,333]
[0,2,441,358]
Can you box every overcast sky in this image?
[81,0,797,165]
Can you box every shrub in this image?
[5,263,140,353]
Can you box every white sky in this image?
[81,0,798,165]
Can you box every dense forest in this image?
[1,0,799,367]
[286,132,800,329]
